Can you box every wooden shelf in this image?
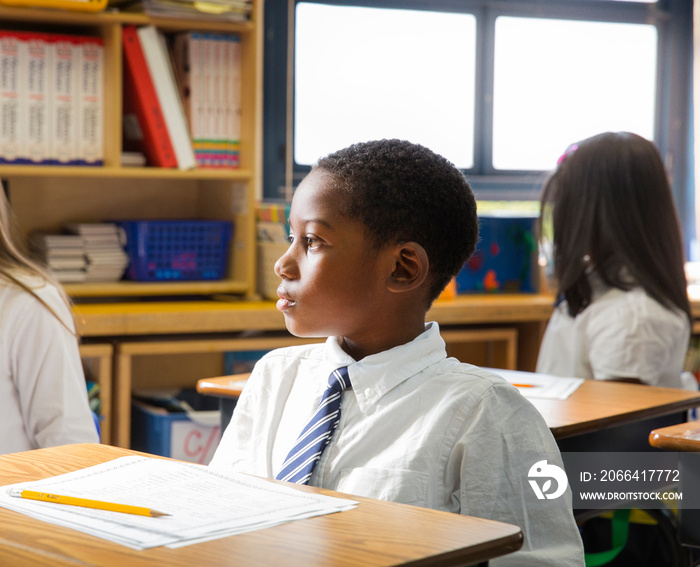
[0,2,263,301]
[0,6,256,33]
[0,165,254,180]
[65,279,250,298]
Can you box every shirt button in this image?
[364,387,375,398]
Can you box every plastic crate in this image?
[118,220,233,281]
[131,389,221,465]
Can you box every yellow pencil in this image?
[8,488,169,517]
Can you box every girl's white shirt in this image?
[537,273,690,388]
[0,274,98,454]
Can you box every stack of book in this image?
[29,233,87,283]
[141,0,252,22]
[0,31,104,166]
[65,223,129,282]
[122,24,242,170]
[172,31,241,168]
[122,25,195,170]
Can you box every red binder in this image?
[122,25,176,168]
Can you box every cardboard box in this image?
[131,389,221,465]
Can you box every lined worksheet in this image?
[0,456,357,549]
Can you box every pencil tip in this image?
[150,510,170,517]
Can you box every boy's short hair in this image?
[314,139,478,304]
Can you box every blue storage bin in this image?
[456,213,539,293]
[118,220,232,281]
[131,389,221,464]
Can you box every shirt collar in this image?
[323,322,446,412]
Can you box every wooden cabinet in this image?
[0,5,262,299]
[79,342,113,444]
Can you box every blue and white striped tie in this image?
[276,366,351,484]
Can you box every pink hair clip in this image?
[557,143,578,166]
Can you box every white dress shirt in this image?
[537,275,690,388]
[0,276,99,454]
[210,322,584,567]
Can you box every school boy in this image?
[210,139,584,566]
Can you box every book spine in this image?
[255,202,291,224]
[26,32,50,164]
[122,25,177,168]
[0,31,26,164]
[171,33,190,132]
[49,33,80,165]
[221,34,232,168]
[190,32,206,167]
[137,25,196,171]
[212,33,225,168]
[173,32,208,167]
[228,34,241,169]
[76,35,103,166]
[180,32,210,168]
[200,32,214,168]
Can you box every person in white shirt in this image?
[0,187,98,454]
[210,139,584,566]
[536,132,691,388]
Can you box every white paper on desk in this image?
[0,456,357,550]
[486,368,584,400]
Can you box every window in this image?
[294,4,476,169]
[263,0,694,254]
[492,17,657,171]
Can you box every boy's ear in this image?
[387,242,429,293]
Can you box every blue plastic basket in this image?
[118,220,233,281]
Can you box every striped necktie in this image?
[276,366,351,484]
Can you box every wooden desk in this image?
[649,420,700,452]
[197,374,250,399]
[534,380,700,452]
[0,444,523,567]
[197,374,249,432]
[649,421,700,548]
[199,376,700,451]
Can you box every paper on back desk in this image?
[0,456,356,550]
[486,368,584,400]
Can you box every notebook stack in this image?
[29,233,87,283]
[141,0,252,22]
[65,223,129,282]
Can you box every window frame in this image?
[262,0,694,254]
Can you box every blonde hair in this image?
[0,186,76,335]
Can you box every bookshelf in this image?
[0,4,262,299]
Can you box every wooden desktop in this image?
[649,420,700,549]
[533,380,700,439]
[0,444,523,567]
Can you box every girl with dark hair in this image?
[536,131,692,388]
[0,186,98,454]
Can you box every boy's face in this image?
[274,169,394,341]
